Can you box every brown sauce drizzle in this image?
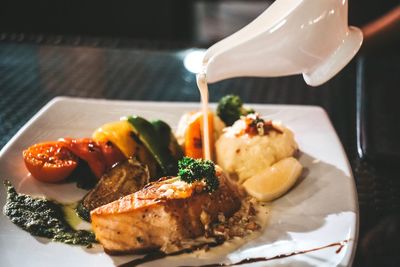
[118,239,349,267]
[118,239,224,267]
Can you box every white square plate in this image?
[0,97,358,267]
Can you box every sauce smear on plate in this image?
[119,239,350,266]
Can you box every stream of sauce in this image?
[196,73,211,160]
[118,240,349,266]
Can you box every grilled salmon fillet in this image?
[91,170,242,254]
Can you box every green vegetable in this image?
[217,94,254,126]
[178,157,219,192]
[151,120,171,148]
[76,201,91,222]
[152,120,184,161]
[3,180,96,247]
[127,116,177,176]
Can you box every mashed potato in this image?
[216,115,298,184]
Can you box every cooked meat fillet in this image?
[91,170,242,254]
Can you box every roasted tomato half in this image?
[98,140,126,169]
[59,138,126,178]
[22,141,78,183]
[59,138,107,179]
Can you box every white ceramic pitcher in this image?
[203,0,363,86]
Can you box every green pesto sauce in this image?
[3,181,96,248]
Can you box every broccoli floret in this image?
[178,157,219,193]
[217,94,254,126]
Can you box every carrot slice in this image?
[184,111,214,160]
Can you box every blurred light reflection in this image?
[182,49,206,74]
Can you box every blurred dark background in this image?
[0,0,398,45]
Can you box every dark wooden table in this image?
[0,35,399,266]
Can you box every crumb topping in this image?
[229,114,283,137]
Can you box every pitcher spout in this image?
[203,0,363,87]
